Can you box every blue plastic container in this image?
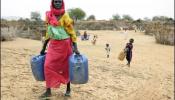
[69,53,88,84]
[30,54,45,81]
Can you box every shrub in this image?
[144,21,174,45]
[1,27,16,41]
[144,22,155,35]
[74,20,131,30]
[154,25,174,45]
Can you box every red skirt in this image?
[44,38,72,88]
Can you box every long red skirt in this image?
[44,38,72,88]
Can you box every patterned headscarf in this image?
[46,0,65,26]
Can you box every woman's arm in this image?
[72,42,80,55]
[62,13,80,54]
[40,38,50,55]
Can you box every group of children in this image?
[80,31,134,67]
[81,31,98,46]
[105,38,134,67]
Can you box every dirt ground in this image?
[1,30,174,100]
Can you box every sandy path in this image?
[1,31,174,100]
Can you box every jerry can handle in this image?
[74,53,83,60]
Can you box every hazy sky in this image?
[2,0,174,20]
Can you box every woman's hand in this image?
[72,42,80,55]
[40,49,46,55]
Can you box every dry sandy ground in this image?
[1,30,174,100]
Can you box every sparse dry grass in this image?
[144,22,174,45]
[1,27,16,41]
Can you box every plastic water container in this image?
[69,53,88,84]
[30,54,45,81]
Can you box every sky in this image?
[1,0,174,20]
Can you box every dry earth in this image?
[1,30,174,100]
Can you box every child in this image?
[105,43,111,58]
[92,35,97,45]
[83,31,88,40]
[124,38,134,67]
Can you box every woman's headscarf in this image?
[46,0,65,26]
